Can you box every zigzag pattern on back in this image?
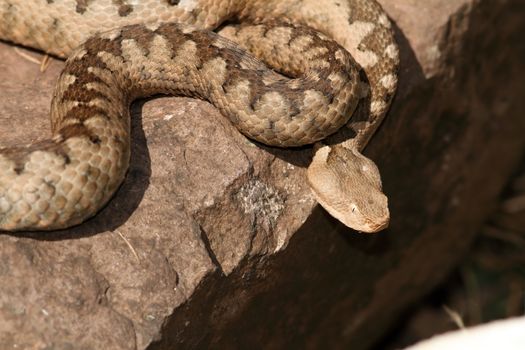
[0,0,399,233]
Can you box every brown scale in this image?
[0,0,399,232]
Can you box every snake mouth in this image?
[339,209,390,234]
[338,208,390,233]
[359,215,390,233]
[310,190,389,233]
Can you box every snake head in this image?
[307,143,389,233]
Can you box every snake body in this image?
[0,0,399,232]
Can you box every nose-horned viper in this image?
[0,0,399,232]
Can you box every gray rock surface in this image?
[0,0,524,349]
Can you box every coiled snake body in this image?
[0,0,399,232]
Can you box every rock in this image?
[0,0,524,349]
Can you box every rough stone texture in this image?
[0,48,314,349]
[0,0,524,349]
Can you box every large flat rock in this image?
[0,0,524,349]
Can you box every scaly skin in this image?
[0,0,399,232]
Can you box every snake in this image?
[0,0,399,233]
